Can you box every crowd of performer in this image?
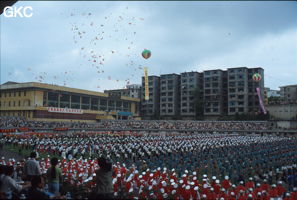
[0,117,296,199]
[0,131,297,199]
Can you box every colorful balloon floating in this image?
[142,49,151,59]
[252,73,262,82]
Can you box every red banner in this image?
[47,107,83,114]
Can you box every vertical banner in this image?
[144,67,149,101]
[256,87,267,114]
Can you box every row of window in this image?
[0,100,30,107]
[0,91,27,98]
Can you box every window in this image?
[238,88,244,92]
[13,101,15,106]
[24,91,26,96]
[19,91,21,96]
[212,82,219,87]
[14,92,16,97]
[229,108,235,112]
[229,82,235,87]
[238,108,244,112]
[229,75,235,80]
[9,101,11,106]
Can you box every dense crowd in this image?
[1,131,297,199]
[0,117,272,131]
[1,117,297,199]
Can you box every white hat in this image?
[172,190,176,195]
[224,175,229,180]
[186,185,190,190]
[193,171,196,175]
[212,176,216,180]
[194,186,199,191]
[215,180,220,184]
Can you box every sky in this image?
[1,1,297,91]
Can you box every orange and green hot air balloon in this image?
[142,49,151,59]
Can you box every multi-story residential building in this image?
[203,69,226,116]
[126,84,141,98]
[140,76,160,119]
[104,84,141,99]
[160,74,181,119]
[180,72,204,119]
[265,88,281,98]
[280,84,297,103]
[227,67,249,115]
[136,67,266,119]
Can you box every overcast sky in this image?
[1,1,297,91]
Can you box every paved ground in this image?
[0,149,25,161]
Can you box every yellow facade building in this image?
[0,81,140,122]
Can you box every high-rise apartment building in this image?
[180,72,204,119]
[139,67,265,119]
[203,70,227,116]
[160,74,181,119]
[140,76,160,119]
[280,84,297,103]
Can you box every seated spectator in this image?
[27,176,49,200]
[0,166,30,196]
